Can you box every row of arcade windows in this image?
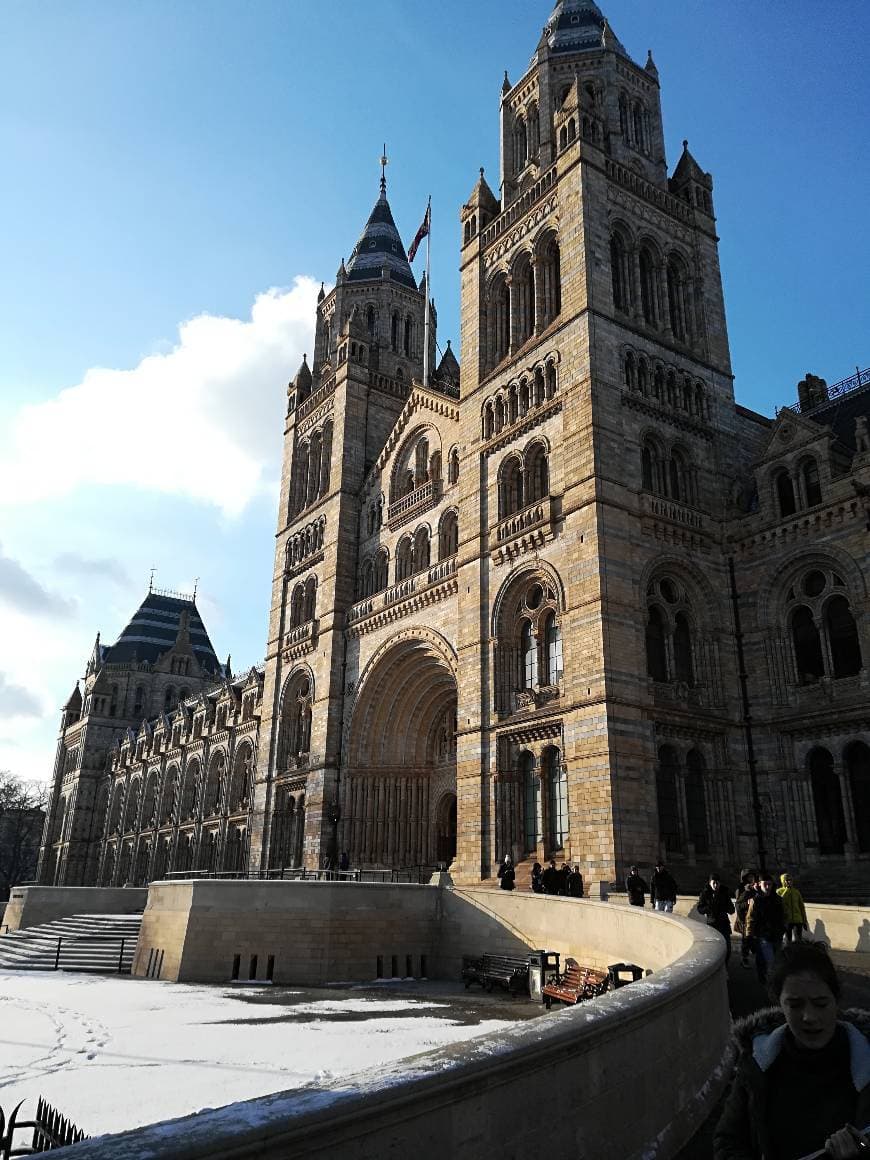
[611,233,694,344]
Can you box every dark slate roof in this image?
[806,382,870,451]
[543,1,627,57]
[102,593,221,674]
[346,189,418,290]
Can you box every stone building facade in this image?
[39,0,869,894]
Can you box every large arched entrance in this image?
[341,633,457,868]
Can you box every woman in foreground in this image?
[714,941,869,1159]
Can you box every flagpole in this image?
[423,196,431,389]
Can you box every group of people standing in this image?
[497,856,584,898]
[625,863,810,978]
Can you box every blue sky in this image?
[1,1,868,780]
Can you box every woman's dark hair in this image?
[767,941,840,1003]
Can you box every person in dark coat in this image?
[650,860,678,912]
[625,865,648,907]
[734,869,758,968]
[747,874,786,983]
[530,861,544,894]
[714,942,870,1160]
[697,873,736,963]
[567,865,584,898]
[338,850,350,873]
[497,854,515,890]
[557,862,571,896]
[541,859,560,895]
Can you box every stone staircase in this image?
[0,913,142,974]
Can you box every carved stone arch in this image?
[608,215,636,246]
[638,555,722,628]
[523,432,551,457]
[756,546,867,626]
[389,422,439,502]
[491,560,567,638]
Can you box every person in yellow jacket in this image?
[777,872,809,943]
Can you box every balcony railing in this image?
[490,497,554,557]
[387,478,442,529]
[346,556,458,629]
[481,164,558,248]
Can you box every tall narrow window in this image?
[544,612,563,685]
[656,747,681,853]
[791,606,824,684]
[610,234,628,313]
[826,596,862,678]
[802,459,822,507]
[646,606,668,682]
[846,741,870,854]
[521,620,538,689]
[545,747,568,850]
[673,613,694,686]
[521,751,540,854]
[639,247,657,325]
[776,471,797,518]
[685,749,709,854]
[809,747,846,855]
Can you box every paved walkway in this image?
[675,942,870,1158]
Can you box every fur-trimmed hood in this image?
[731,1006,870,1090]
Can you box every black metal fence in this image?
[163,865,436,885]
[0,1097,87,1157]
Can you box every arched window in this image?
[645,605,668,682]
[360,558,373,598]
[526,442,549,503]
[290,584,305,628]
[514,116,528,172]
[619,92,629,139]
[521,620,538,689]
[276,674,313,772]
[320,421,333,494]
[826,595,862,678]
[775,470,797,518]
[391,313,399,352]
[540,235,561,325]
[520,751,540,855]
[439,510,459,559]
[500,455,524,518]
[639,246,658,325]
[366,305,376,338]
[448,447,460,485]
[404,316,413,357]
[513,252,535,346]
[801,458,822,507]
[610,233,630,313]
[545,746,568,850]
[667,256,690,342]
[791,606,825,684]
[641,444,654,491]
[637,358,648,395]
[632,102,646,151]
[414,438,429,486]
[809,747,846,855]
[180,760,200,821]
[488,275,510,368]
[656,746,681,853]
[412,526,431,574]
[845,741,870,853]
[396,537,413,581]
[673,612,694,686]
[304,576,317,622]
[374,549,389,593]
[624,351,636,389]
[543,611,563,685]
[685,749,709,854]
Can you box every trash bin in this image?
[528,950,561,1001]
[607,961,644,988]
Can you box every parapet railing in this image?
[162,865,436,885]
[781,365,870,416]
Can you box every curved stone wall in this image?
[72,884,731,1160]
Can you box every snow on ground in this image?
[0,971,525,1136]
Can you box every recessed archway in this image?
[342,633,457,867]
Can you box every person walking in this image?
[747,874,786,983]
[777,871,809,943]
[568,865,584,898]
[542,858,560,895]
[530,861,544,894]
[734,870,758,969]
[650,860,678,912]
[714,941,870,1160]
[625,865,648,907]
[497,854,515,891]
[697,873,736,963]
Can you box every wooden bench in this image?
[542,957,610,1009]
[461,952,529,995]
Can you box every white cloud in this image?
[0,673,44,720]
[0,278,320,518]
